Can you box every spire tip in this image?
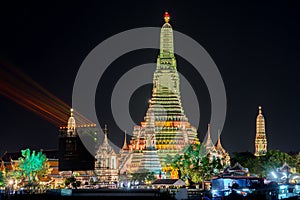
[104,124,108,134]
[259,106,262,114]
[164,12,170,23]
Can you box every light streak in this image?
[0,59,94,127]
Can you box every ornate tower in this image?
[254,106,267,156]
[58,108,95,171]
[67,108,76,136]
[127,12,199,170]
[95,125,118,182]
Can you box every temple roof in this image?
[227,162,248,172]
[279,162,292,172]
[96,125,116,156]
[201,124,217,155]
[152,179,185,186]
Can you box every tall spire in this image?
[199,124,217,157]
[216,129,226,154]
[254,106,267,156]
[155,11,178,93]
[215,129,231,165]
[122,130,128,150]
[103,124,108,145]
[207,124,212,142]
[216,129,223,149]
[124,12,200,174]
[159,12,174,59]
[96,124,115,155]
[203,124,215,151]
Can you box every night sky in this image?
[0,1,299,156]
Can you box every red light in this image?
[164,12,170,18]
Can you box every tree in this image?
[0,171,5,187]
[168,144,201,181]
[168,144,223,186]
[200,155,222,180]
[65,177,81,189]
[145,171,155,183]
[163,155,175,178]
[231,152,260,175]
[36,161,51,180]
[74,180,81,189]
[6,167,23,187]
[231,150,300,177]
[231,152,256,167]
[190,155,222,188]
[130,169,155,184]
[64,177,74,187]
[259,150,295,176]
[295,153,300,172]
[18,149,48,182]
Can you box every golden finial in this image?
[259,106,262,114]
[164,12,170,23]
[70,108,74,117]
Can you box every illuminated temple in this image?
[254,106,267,156]
[201,124,230,165]
[95,125,118,183]
[119,12,200,175]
